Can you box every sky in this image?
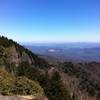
[0,0,100,43]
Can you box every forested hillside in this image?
[0,36,71,100]
[0,36,100,100]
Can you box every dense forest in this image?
[0,36,100,100]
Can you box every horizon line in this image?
[20,41,100,45]
[1,35,100,44]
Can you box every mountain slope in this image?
[0,36,49,69]
[0,36,49,99]
[0,36,71,100]
[0,36,100,100]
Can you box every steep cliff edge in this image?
[0,36,49,100]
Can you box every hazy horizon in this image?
[21,42,100,46]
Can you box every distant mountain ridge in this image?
[25,43,100,62]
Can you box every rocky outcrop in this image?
[0,95,48,100]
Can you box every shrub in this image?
[0,69,44,96]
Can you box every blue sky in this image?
[0,0,100,43]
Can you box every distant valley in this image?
[24,43,100,62]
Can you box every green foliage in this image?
[12,77,44,95]
[0,69,44,96]
[15,62,45,82]
[62,62,77,76]
[0,69,15,95]
[0,36,13,47]
[62,62,100,98]
[45,71,71,100]
[14,61,71,100]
